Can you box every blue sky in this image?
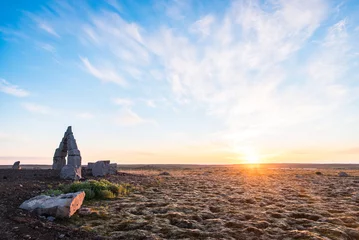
[1,0,359,165]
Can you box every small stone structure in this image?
[90,160,117,177]
[52,126,82,180]
[12,161,21,170]
[20,191,85,218]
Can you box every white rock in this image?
[12,161,21,170]
[19,191,85,218]
[60,165,82,180]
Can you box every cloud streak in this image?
[115,107,156,126]
[22,102,54,115]
[38,22,60,38]
[80,57,127,86]
[0,79,29,97]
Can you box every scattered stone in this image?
[353,193,359,202]
[346,228,359,239]
[78,207,92,216]
[338,172,349,177]
[58,234,65,239]
[47,216,55,222]
[12,161,21,170]
[19,191,85,218]
[255,221,270,229]
[315,171,322,175]
[159,172,170,176]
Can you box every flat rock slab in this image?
[19,191,85,218]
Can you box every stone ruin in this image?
[52,126,82,180]
[86,160,117,177]
[52,126,118,179]
[12,161,21,170]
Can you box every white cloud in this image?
[115,107,155,126]
[190,15,215,38]
[145,99,156,108]
[80,57,127,86]
[113,98,133,107]
[22,103,54,115]
[39,43,56,53]
[76,112,94,119]
[0,79,29,97]
[38,22,60,37]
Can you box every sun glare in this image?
[244,152,260,164]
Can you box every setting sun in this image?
[244,152,260,164]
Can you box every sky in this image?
[1,0,359,165]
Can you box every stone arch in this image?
[52,126,82,170]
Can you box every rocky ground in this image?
[1,167,359,239]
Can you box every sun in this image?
[244,152,261,164]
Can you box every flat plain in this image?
[1,165,359,239]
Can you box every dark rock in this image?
[338,172,349,177]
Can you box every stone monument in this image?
[52,126,82,180]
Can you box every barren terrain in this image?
[1,166,359,239]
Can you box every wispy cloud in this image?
[39,43,56,53]
[80,57,127,86]
[76,112,95,119]
[113,98,133,107]
[38,22,60,38]
[115,107,156,126]
[22,102,54,115]
[0,79,29,97]
[190,15,215,38]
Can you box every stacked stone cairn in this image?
[52,126,82,180]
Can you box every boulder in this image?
[19,191,85,218]
[92,161,109,177]
[87,163,95,170]
[60,165,82,180]
[109,163,118,174]
[338,172,349,177]
[12,161,21,170]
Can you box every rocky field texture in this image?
[1,166,359,239]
